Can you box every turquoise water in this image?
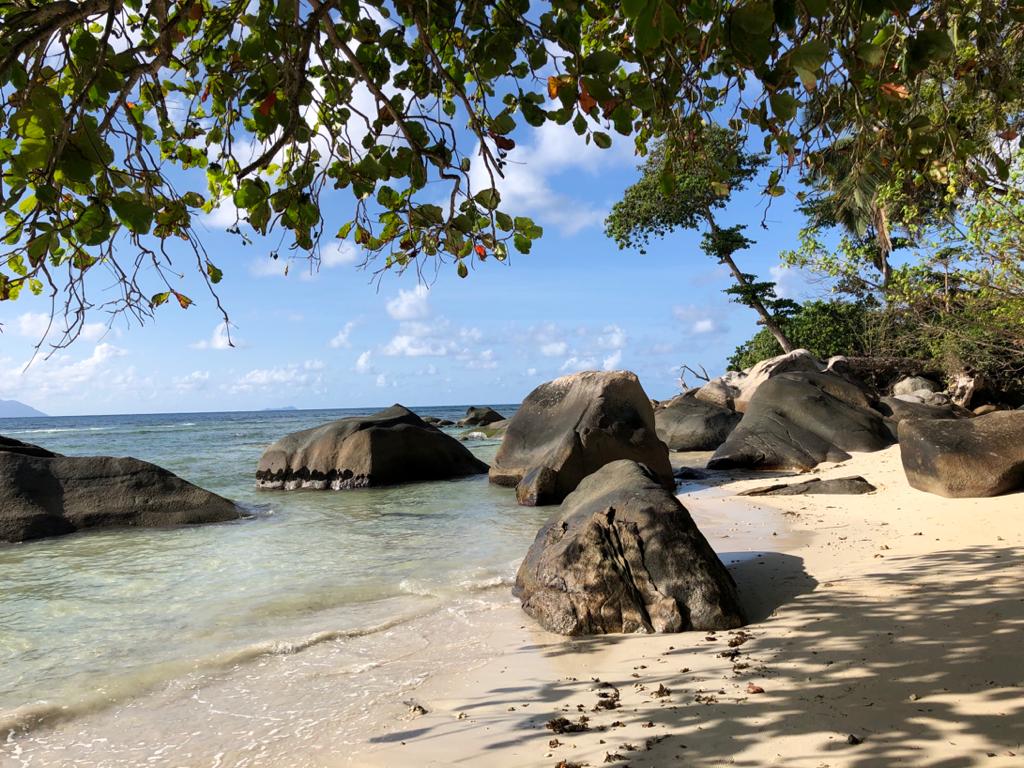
[0,406,554,735]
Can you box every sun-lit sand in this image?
[351,445,1024,767]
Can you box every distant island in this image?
[262,406,298,411]
[0,399,47,418]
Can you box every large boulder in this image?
[708,371,894,471]
[893,376,940,396]
[899,411,1024,497]
[458,406,505,427]
[876,396,966,425]
[256,404,488,490]
[696,349,826,414]
[513,460,745,635]
[0,440,239,543]
[654,395,741,451]
[489,371,673,505]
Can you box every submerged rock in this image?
[708,371,893,471]
[514,460,745,635]
[256,404,488,490]
[899,411,1024,497]
[740,476,877,496]
[458,406,505,427]
[0,439,239,544]
[489,370,673,505]
[654,395,741,451]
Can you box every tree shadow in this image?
[373,546,1024,766]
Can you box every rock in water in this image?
[459,406,505,427]
[256,404,488,490]
[654,395,741,451]
[513,460,745,635]
[899,411,1024,497]
[740,476,877,496]
[489,371,673,505]
[0,439,239,543]
[708,372,893,471]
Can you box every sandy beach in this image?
[352,445,1024,767]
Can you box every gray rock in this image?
[489,371,673,505]
[739,476,877,496]
[513,460,745,635]
[899,411,1024,497]
[256,404,488,490]
[876,396,966,425]
[655,396,741,451]
[893,376,940,396]
[0,440,240,543]
[459,419,510,441]
[708,372,893,471]
[458,406,505,427]
[422,416,455,427]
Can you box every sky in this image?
[0,118,824,416]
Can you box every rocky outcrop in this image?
[459,406,505,427]
[513,460,745,635]
[256,404,488,490]
[654,396,741,451]
[893,376,940,396]
[696,349,825,413]
[876,396,965,425]
[489,371,673,505]
[740,476,877,496]
[708,371,894,471]
[0,439,239,543]
[899,411,1024,497]
[422,416,455,427]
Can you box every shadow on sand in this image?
[372,545,1024,766]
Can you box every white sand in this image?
[351,445,1024,767]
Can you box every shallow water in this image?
[0,406,553,737]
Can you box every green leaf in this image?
[206,261,223,284]
[583,50,620,74]
[151,291,171,307]
[732,2,774,35]
[474,188,501,209]
[110,194,154,234]
[457,260,469,278]
[593,131,612,149]
[769,91,798,121]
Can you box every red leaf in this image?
[257,93,277,116]
[493,135,515,151]
[547,76,560,99]
[578,82,597,113]
[879,82,910,100]
[474,244,486,258]
[173,291,193,310]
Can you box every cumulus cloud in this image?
[386,284,431,320]
[674,304,729,337]
[228,361,325,393]
[541,341,568,357]
[355,350,374,374]
[174,370,210,392]
[598,324,627,350]
[329,321,357,349]
[321,241,361,268]
[602,350,623,370]
[191,323,237,350]
[560,355,597,372]
[0,343,129,402]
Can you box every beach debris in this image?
[653,684,672,698]
[642,721,655,728]
[610,720,625,728]
[457,712,467,720]
[603,753,626,763]
[593,685,621,711]
[908,693,921,701]
[728,630,753,647]
[405,701,428,716]
[746,683,766,694]
[549,739,561,748]
[554,761,586,768]
[547,716,590,734]
[847,734,864,745]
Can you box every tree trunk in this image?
[717,251,795,353]
[703,211,795,354]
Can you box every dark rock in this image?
[514,460,745,635]
[490,371,673,505]
[422,416,455,427]
[516,465,559,506]
[708,372,894,471]
[875,396,968,436]
[655,396,741,451]
[0,440,239,544]
[256,404,488,490]
[739,476,877,496]
[674,466,709,481]
[459,406,505,427]
[899,411,1024,497]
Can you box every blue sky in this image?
[0,119,822,416]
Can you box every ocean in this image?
[0,406,555,758]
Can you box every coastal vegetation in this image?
[2,0,1023,353]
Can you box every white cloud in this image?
[770,264,803,299]
[329,321,356,349]
[381,332,450,357]
[14,312,51,339]
[692,318,718,334]
[598,324,627,350]
[674,305,728,337]
[602,350,623,370]
[560,355,597,372]
[355,350,374,374]
[228,361,325,394]
[191,323,236,350]
[541,341,568,357]
[0,343,129,402]
[322,241,361,268]
[250,258,288,278]
[375,373,389,388]
[386,284,430,320]
[467,114,633,236]
[174,370,210,392]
